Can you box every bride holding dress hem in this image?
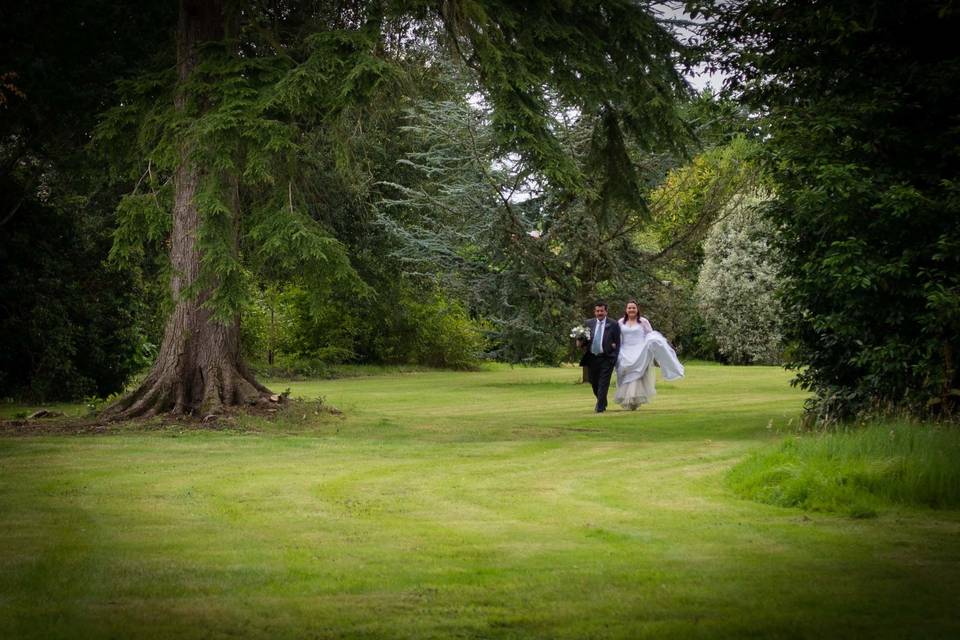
[614,300,685,410]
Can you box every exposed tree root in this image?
[103,360,276,421]
[102,307,279,421]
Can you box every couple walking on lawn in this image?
[577,300,685,413]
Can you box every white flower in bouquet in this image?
[570,325,590,340]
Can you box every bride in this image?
[614,300,685,410]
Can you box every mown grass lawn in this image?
[1,363,958,639]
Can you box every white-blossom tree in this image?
[695,196,783,364]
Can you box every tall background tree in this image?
[692,0,960,422]
[640,127,765,359]
[94,0,695,416]
[379,91,762,364]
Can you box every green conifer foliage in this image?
[96,0,692,415]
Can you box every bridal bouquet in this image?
[569,324,590,340]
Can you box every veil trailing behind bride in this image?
[614,304,684,410]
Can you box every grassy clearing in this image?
[0,364,457,421]
[728,421,960,518]
[1,363,959,639]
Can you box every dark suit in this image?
[578,317,621,412]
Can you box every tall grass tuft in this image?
[728,422,960,518]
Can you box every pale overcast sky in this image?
[652,1,728,93]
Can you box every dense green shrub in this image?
[0,1,172,400]
[241,282,486,370]
[0,197,151,400]
[359,285,488,369]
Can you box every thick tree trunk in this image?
[105,0,272,419]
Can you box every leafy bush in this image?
[357,289,487,369]
[0,196,152,401]
[728,422,960,517]
[241,282,486,370]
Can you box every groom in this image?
[578,301,620,413]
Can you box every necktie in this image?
[592,320,605,355]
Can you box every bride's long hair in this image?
[620,299,641,324]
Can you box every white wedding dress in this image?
[614,318,685,410]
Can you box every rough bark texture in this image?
[105,0,272,419]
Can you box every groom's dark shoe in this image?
[595,403,606,413]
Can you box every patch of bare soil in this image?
[0,399,341,437]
